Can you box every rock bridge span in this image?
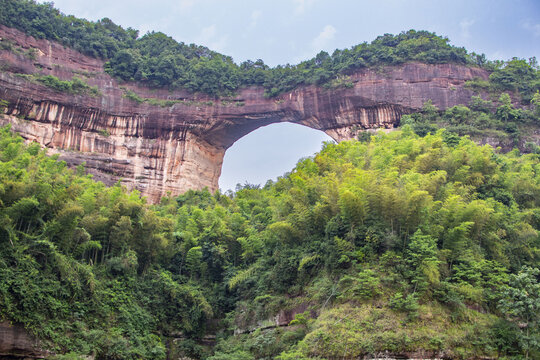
[0,25,488,202]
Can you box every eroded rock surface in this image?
[0,25,489,202]
[0,321,48,359]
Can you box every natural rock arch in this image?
[0,25,489,203]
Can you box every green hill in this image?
[0,125,538,359]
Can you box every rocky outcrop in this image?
[0,321,48,359]
[0,25,489,202]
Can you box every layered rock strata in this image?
[0,25,489,202]
[0,321,48,359]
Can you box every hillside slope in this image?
[0,126,538,359]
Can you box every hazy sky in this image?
[42,0,540,191]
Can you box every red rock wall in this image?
[0,321,48,358]
[0,25,489,202]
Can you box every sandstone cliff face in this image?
[0,25,489,202]
[0,321,48,359]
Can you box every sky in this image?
[41,0,540,191]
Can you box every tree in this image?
[495,93,522,122]
[532,91,540,117]
[407,230,440,291]
[498,266,540,359]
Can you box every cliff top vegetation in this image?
[3,0,538,98]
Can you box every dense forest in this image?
[2,0,538,98]
[397,88,540,151]
[0,123,539,359]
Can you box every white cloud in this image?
[522,20,540,37]
[459,18,474,39]
[311,25,336,50]
[175,0,195,11]
[250,10,262,28]
[195,24,228,52]
[293,0,315,14]
[489,50,509,61]
[289,25,337,64]
[197,25,217,42]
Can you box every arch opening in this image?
[218,122,333,192]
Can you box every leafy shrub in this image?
[34,75,100,96]
[338,269,381,300]
[388,292,420,321]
